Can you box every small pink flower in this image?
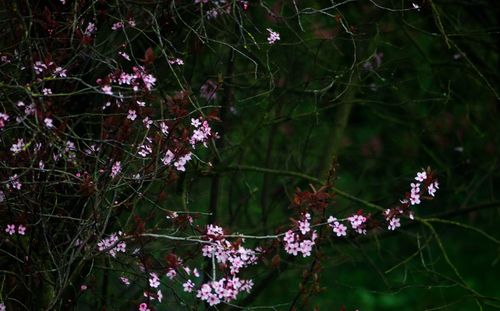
[112,21,124,31]
[183,280,195,292]
[149,273,160,288]
[415,171,427,182]
[5,224,16,235]
[10,138,25,154]
[428,181,439,197]
[102,85,113,95]
[157,289,163,302]
[110,161,122,178]
[166,268,176,280]
[410,192,421,205]
[168,58,184,65]
[17,225,26,235]
[44,117,54,128]
[388,217,401,230]
[83,22,97,36]
[267,28,280,44]
[54,67,67,78]
[191,118,201,128]
[9,175,22,190]
[120,276,130,286]
[127,110,137,121]
[142,117,153,129]
[118,51,131,61]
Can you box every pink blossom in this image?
[120,276,130,286]
[168,58,184,65]
[102,85,113,95]
[137,142,152,158]
[388,217,401,230]
[97,232,126,257]
[191,118,201,128]
[410,193,421,205]
[299,239,314,257]
[183,280,195,292]
[298,214,311,234]
[127,110,137,121]
[110,161,122,178]
[428,181,438,196]
[166,268,176,279]
[54,67,67,78]
[327,216,347,237]
[174,153,192,171]
[34,61,47,75]
[44,117,54,128]
[347,214,367,234]
[17,225,26,235]
[0,54,10,64]
[189,120,213,146]
[42,88,52,95]
[142,117,153,129]
[193,268,200,277]
[415,171,427,182]
[118,51,131,61]
[267,28,280,44]
[5,224,16,235]
[0,112,9,129]
[83,22,97,36]
[10,138,25,154]
[149,272,160,288]
[112,21,124,30]
[160,122,169,136]
[9,175,22,190]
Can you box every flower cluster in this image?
[148,273,160,288]
[189,117,214,147]
[191,224,259,305]
[383,169,439,230]
[97,232,126,257]
[267,28,280,44]
[347,213,368,235]
[111,19,136,31]
[196,277,253,306]
[201,225,258,275]
[4,224,26,236]
[168,58,184,66]
[33,60,67,78]
[97,65,156,96]
[110,161,122,178]
[283,213,318,257]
